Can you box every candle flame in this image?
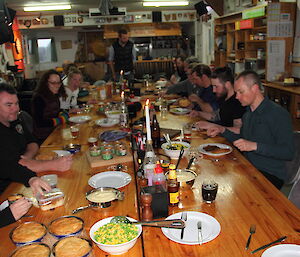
[121,91,124,97]
[120,70,123,75]
[146,99,149,106]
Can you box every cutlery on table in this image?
[197,221,203,245]
[175,146,185,170]
[180,212,187,239]
[245,224,256,250]
[251,236,287,254]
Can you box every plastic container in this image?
[41,174,58,188]
[36,188,64,211]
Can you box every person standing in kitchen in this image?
[108,29,136,83]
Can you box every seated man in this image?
[208,70,294,189]
[165,57,200,98]
[188,64,218,114]
[169,55,188,85]
[195,67,245,131]
[0,83,72,194]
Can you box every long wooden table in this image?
[0,96,300,257]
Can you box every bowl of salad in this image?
[161,141,191,159]
[89,216,142,255]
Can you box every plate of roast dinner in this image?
[198,143,232,157]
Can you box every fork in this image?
[197,221,203,245]
[180,212,187,239]
[245,224,256,250]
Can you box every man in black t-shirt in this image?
[0,83,52,228]
[195,67,245,133]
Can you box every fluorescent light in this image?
[24,4,71,12]
[143,1,189,7]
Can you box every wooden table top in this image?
[0,96,299,257]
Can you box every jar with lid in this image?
[89,146,101,157]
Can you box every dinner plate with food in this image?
[169,107,191,115]
[198,143,232,156]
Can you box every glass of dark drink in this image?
[70,126,79,139]
[202,180,218,203]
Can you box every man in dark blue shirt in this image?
[188,64,218,115]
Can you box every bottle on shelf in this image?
[167,164,179,206]
[151,114,161,149]
[152,161,166,188]
[143,140,157,186]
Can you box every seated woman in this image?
[60,69,95,112]
[32,70,68,144]
[60,69,82,112]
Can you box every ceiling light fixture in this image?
[143,1,189,7]
[24,4,71,12]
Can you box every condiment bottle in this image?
[167,164,179,206]
[143,140,157,186]
[152,161,166,188]
[151,114,161,149]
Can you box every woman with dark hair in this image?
[32,69,68,143]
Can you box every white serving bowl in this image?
[89,216,142,255]
[161,141,191,159]
[105,110,121,120]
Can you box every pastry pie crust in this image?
[12,222,46,243]
[11,243,50,257]
[50,217,83,236]
[54,237,91,257]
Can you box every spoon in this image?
[175,146,185,170]
[163,134,175,150]
[110,216,185,229]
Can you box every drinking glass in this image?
[183,124,192,140]
[70,125,80,139]
[202,180,218,203]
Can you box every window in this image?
[37,38,52,63]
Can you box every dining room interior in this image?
[0,0,300,256]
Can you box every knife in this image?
[251,236,287,254]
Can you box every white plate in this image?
[198,143,233,157]
[69,115,91,124]
[95,118,119,127]
[52,150,71,157]
[169,108,191,115]
[262,244,300,257]
[88,171,132,189]
[162,211,220,245]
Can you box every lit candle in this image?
[121,91,125,101]
[145,99,151,141]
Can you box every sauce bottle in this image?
[152,161,166,188]
[151,114,161,149]
[167,164,179,206]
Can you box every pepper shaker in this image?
[141,193,153,221]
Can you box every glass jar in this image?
[89,146,101,157]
